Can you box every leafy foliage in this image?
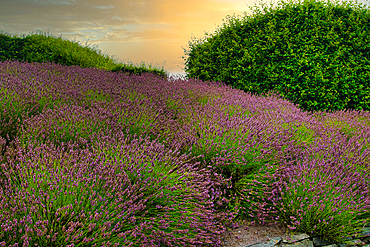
[182,0,370,115]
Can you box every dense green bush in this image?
[182,0,370,115]
[0,33,28,62]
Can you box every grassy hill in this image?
[0,29,171,80]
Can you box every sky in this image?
[1,0,370,80]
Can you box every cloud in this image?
[0,0,250,41]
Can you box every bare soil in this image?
[220,220,296,247]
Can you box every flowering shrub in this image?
[0,60,369,246]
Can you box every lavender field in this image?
[0,59,369,247]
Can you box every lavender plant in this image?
[0,133,232,246]
[0,26,369,246]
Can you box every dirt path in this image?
[220,220,295,247]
